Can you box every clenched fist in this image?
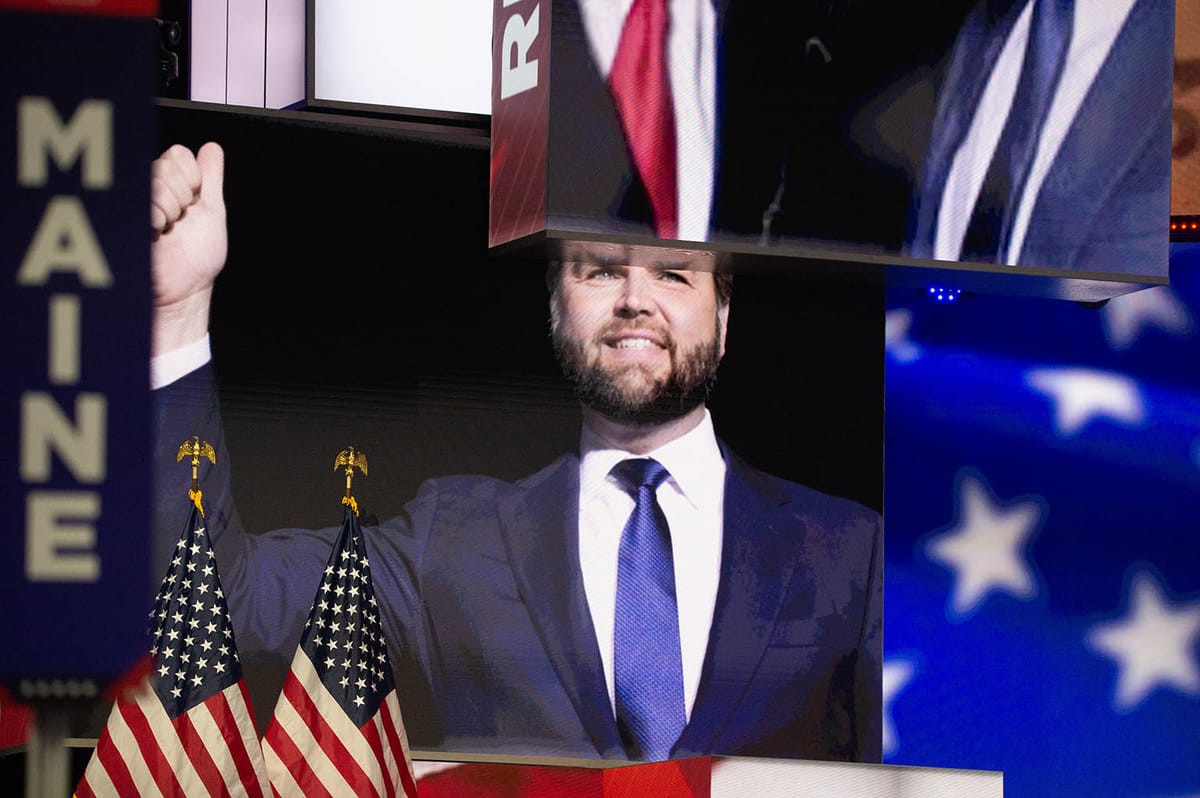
[151,142,226,357]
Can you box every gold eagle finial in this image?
[334,446,368,516]
[176,436,216,517]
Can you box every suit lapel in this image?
[1019,0,1170,270]
[496,455,625,758]
[912,0,1027,257]
[673,451,797,756]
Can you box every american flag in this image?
[76,502,270,797]
[262,505,419,797]
[881,243,1200,796]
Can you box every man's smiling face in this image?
[550,246,728,424]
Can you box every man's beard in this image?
[551,314,722,425]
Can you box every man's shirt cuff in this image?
[151,334,211,389]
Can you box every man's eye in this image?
[587,267,618,280]
[658,271,690,284]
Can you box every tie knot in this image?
[611,458,671,494]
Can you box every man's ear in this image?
[717,302,730,359]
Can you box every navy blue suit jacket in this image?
[155,365,882,762]
[907,0,1172,275]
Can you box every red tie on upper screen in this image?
[608,0,679,239]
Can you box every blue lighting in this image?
[928,286,963,304]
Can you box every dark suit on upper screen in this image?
[907,0,1171,275]
[548,0,830,243]
[154,364,883,763]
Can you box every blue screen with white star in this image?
[882,243,1200,797]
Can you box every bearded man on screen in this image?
[149,142,883,763]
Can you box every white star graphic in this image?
[926,474,1041,618]
[882,659,914,757]
[1102,286,1193,350]
[885,309,922,363]
[1086,570,1200,711]
[1026,367,1144,436]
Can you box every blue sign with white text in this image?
[0,9,155,696]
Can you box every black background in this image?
[157,102,884,537]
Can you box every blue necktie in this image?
[960,0,1074,261]
[611,458,686,761]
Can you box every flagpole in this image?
[26,703,69,798]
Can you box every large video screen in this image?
[149,103,885,765]
[489,0,1174,288]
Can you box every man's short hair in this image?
[545,261,733,306]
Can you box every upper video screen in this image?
[492,0,1173,282]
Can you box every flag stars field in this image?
[135,521,252,715]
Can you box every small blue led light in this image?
[927,286,963,303]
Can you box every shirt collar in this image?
[579,409,726,508]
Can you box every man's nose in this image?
[615,270,655,317]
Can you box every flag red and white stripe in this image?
[77,680,269,798]
[263,649,417,797]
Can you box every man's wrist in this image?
[152,288,213,356]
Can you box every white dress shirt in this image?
[577,409,726,721]
[934,0,1137,264]
[576,0,717,242]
